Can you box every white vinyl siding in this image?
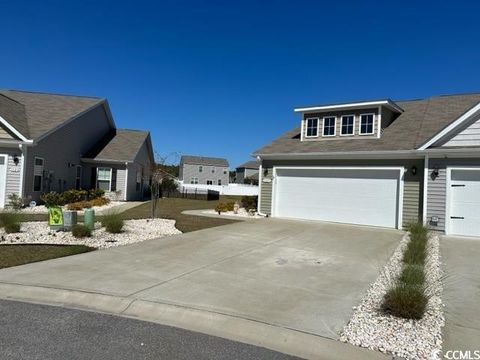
[442,117,480,147]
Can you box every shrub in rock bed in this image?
[101,212,124,233]
[241,196,258,211]
[382,222,430,320]
[215,203,228,214]
[0,212,21,234]
[41,191,65,207]
[72,224,92,238]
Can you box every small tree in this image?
[150,151,180,218]
[161,178,178,197]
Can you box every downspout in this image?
[18,143,27,199]
[422,154,429,224]
[256,156,267,217]
[124,162,128,201]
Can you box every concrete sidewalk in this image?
[441,236,480,353]
[0,219,402,359]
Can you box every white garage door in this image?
[273,168,401,228]
[448,169,480,237]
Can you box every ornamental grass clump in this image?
[0,212,21,234]
[101,212,124,234]
[381,222,430,320]
[71,224,92,238]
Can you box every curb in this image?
[0,282,391,360]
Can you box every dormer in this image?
[295,99,403,141]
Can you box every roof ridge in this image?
[1,89,103,100]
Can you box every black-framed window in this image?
[305,118,319,137]
[199,165,203,173]
[323,117,336,136]
[33,157,44,192]
[341,115,355,135]
[360,114,374,134]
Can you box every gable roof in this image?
[0,90,104,140]
[253,93,480,156]
[236,160,260,169]
[83,129,151,163]
[180,155,229,167]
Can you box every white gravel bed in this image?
[16,201,124,214]
[339,234,444,359]
[0,219,182,249]
[202,208,263,219]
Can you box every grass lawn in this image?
[121,196,242,233]
[0,244,94,269]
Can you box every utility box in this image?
[63,210,78,231]
[84,208,95,230]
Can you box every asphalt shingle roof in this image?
[236,160,260,169]
[0,90,103,139]
[180,155,229,167]
[84,129,150,163]
[253,94,480,155]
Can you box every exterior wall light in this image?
[431,167,439,180]
[411,166,417,175]
[13,156,19,166]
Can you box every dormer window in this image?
[341,115,355,136]
[360,113,375,135]
[322,116,336,137]
[305,118,319,137]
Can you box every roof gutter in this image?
[254,147,480,161]
[80,158,133,164]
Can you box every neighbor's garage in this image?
[447,168,480,237]
[272,167,402,228]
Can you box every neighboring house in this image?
[179,155,229,185]
[235,160,260,184]
[0,90,154,205]
[253,93,480,237]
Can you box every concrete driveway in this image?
[441,236,480,353]
[0,219,402,359]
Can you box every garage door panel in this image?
[449,169,480,237]
[274,168,399,228]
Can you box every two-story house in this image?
[0,90,154,205]
[254,94,480,237]
[179,155,229,186]
[235,160,260,184]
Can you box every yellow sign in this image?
[48,207,63,226]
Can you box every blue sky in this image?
[1,1,479,166]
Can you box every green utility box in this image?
[84,208,95,230]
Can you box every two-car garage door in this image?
[273,168,402,228]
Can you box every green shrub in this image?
[101,212,124,233]
[41,191,65,207]
[88,188,105,200]
[0,212,21,233]
[7,193,24,210]
[241,196,258,211]
[62,189,88,204]
[215,203,229,214]
[225,202,235,211]
[381,283,428,319]
[71,224,92,238]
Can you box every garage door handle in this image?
[450,216,464,219]
[451,184,465,187]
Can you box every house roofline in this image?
[254,147,480,161]
[80,158,133,164]
[294,100,404,114]
[0,115,33,143]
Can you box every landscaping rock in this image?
[0,219,182,249]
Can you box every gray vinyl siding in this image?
[381,107,400,131]
[259,168,273,215]
[236,168,258,183]
[23,104,112,201]
[261,159,423,228]
[181,163,229,185]
[113,168,127,200]
[426,158,480,232]
[442,116,480,147]
[124,141,152,201]
[0,125,14,139]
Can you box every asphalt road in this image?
[0,299,298,360]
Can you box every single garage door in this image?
[448,169,480,237]
[273,168,401,228]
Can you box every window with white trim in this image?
[191,177,198,184]
[206,180,213,185]
[211,167,216,174]
[341,115,355,135]
[218,179,222,185]
[305,118,319,137]
[198,165,203,173]
[322,116,336,136]
[97,167,112,191]
[33,157,44,192]
[136,171,142,191]
[360,114,374,135]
